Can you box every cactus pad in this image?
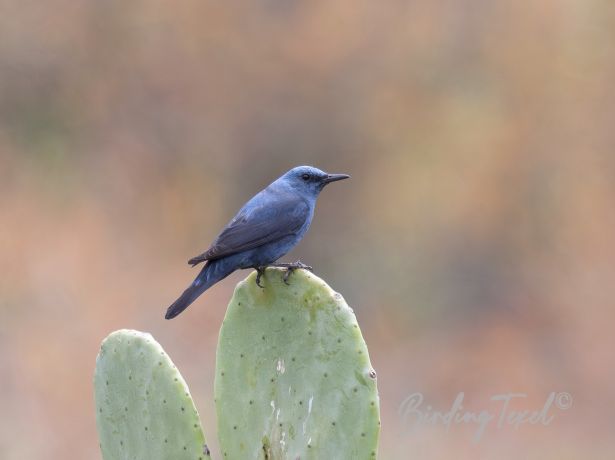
[215,268,380,459]
[94,329,208,460]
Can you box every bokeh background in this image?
[1,1,614,458]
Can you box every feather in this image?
[188,188,309,266]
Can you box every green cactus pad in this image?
[215,268,380,460]
[94,329,208,460]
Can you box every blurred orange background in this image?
[1,1,614,459]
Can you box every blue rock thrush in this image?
[165,165,350,319]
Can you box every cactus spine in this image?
[215,268,380,459]
[94,329,208,460]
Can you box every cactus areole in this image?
[93,270,380,460]
[215,268,380,460]
[94,330,208,460]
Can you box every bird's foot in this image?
[282,268,294,285]
[270,260,313,271]
[293,260,313,272]
[255,266,266,288]
[269,260,313,285]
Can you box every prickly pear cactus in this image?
[94,329,208,460]
[215,268,380,460]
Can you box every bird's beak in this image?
[323,173,350,184]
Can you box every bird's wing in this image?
[188,191,309,265]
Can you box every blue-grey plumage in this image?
[165,166,350,319]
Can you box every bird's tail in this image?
[165,260,234,320]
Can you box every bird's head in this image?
[282,166,350,196]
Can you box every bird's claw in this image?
[268,260,313,285]
[255,267,266,288]
[283,268,293,285]
[293,260,313,272]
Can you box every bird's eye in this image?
[301,173,311,181]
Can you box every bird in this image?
[165,165,350,319]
